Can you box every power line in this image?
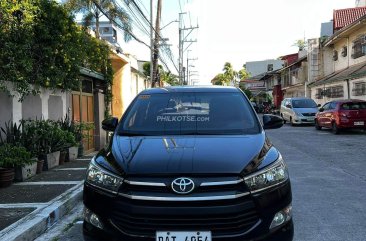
[91,0,151,49]
[119,0,178,72]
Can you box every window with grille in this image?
[330,85,344,98]
[352,35,366,59]
[352,82,366,96]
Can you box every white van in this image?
[280,97,320,125]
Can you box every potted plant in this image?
[74,122,94,157]
[21,119,60,171]
[63,131,77,162]
[0,144,31,187]
[57,115,79,161]
[20,119,44,173]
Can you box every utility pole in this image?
[186,49,198,85]
[179,23,198,85]
[152,0,162,87]
[150,0,154,87]
[178,12,186,85]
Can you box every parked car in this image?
[83,86,293,241]
[315,99,366,134]
[280,97,320,125]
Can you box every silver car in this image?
[280,97,320,125]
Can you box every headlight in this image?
[86,157,124,193]
[244,154,289,193]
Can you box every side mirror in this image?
[317,104,321,107]
[318,108,324,112]
[285,104,292,108]
[263,114,284,130]
[102,117,118,131]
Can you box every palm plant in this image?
[64,0,132,41]
[222,62,236,85]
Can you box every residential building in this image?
[245,59,284,77]
[281,55,308,98]
[308,9,366,105]
[261,70,282,108]
[240,74,267,103]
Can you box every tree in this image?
[239,85,253,100]
[237,65,250,81]
[0,0,113,104]
[212,62,249,86]
[160,71,178,86]
[64,0,132,41]
[293,39,307,51]
[222,62,236,84]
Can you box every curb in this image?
[0,181,84,241]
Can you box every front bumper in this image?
[292,116,315,125]
[83,181,293,241]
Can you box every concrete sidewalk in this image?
[0,152,95,241]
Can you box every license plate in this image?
[354,121,364,126]
[156,231,212,241]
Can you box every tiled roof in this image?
[333,7,366,31]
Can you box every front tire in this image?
[281,114,286,124]
[332,122,340,134]
[290,117,295,126]
[315,120,322,130]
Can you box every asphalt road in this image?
[37,123,366,241]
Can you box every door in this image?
[72,79,95,153]
[318,102,331,127]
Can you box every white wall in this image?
[245,59,284,77]
[0,83,67,125]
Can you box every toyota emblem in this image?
[171,177,195,194]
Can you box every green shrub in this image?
[0,144,32,168]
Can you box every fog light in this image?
[270,204,292,229]
[84,208,103,229]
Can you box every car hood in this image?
[293,107,318,113]
[100,133,278,175]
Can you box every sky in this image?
[120,0,358,84]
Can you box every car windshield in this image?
[117,92,260,136]
[341,102,366,110]
[292,99,317,108]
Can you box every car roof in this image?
[287,97,313,100]
[331,99,365,103]
[139,86,239,94]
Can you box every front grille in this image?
[110,176,259,238]
[302,113,315,117]
[110,197,259,238]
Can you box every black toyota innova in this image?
[83,86,293,241]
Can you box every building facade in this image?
[308,10,366,105]
[245,59,284,77]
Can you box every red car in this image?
[315,99,366,134]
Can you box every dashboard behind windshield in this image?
[118,92,260,136]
